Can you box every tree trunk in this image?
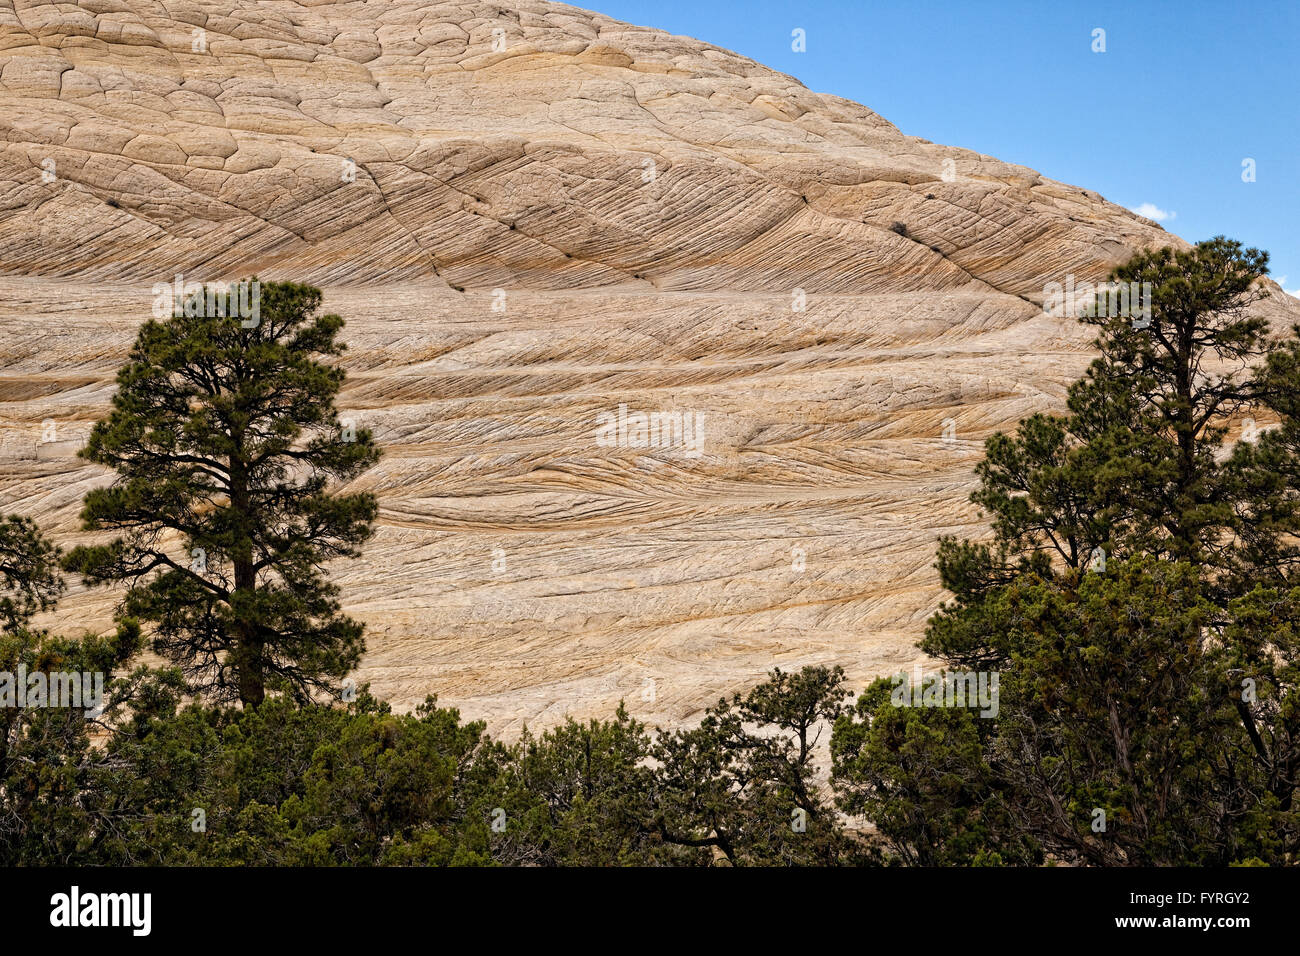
[1173,329,1198,560]
[230,453,264,707]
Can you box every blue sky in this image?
[587,0,1299,294]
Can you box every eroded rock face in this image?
[1,0,1296,731]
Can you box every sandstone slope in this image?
[1,0,1295,731]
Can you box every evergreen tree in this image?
[0,510,166,865]
[834,239,1300,864]
[831,675,1035,866]
[0,512,64,632]
[651,665,852,865]
[64,282,380,706]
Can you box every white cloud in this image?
[1268,274,1300,297]
[1275,276,1300,298]
[1130,202,1177,223]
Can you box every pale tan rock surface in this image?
[1,0,1296,732]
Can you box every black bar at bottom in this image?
[0,865,1289,942]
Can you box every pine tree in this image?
[939,236,1271,599]
[64,281,380,706]
[0,512,64,632]
[834,239,1300,864]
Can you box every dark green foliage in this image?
[63,281,380,706]
[650,665,854,865]
[3,612,861,866]
[1226,332,1300,590]
[984,559,1269,865]
[834,238,1300,865]
[1074,238,1270,566]
[0,513,64,632]
[832,677,1035,866]
[484,705,665,865]
[0,599,165,862]
[92,690,495,866]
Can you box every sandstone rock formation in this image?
[1,0,1296,732]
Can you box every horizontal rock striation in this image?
[1,0,1296,731]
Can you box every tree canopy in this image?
[64,281,380,706]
